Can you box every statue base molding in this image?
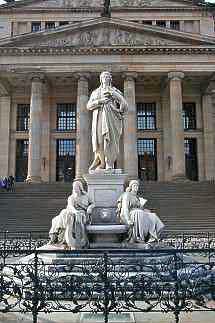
[83,172,127,208]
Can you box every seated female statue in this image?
[49,180,95,249]
[117,180,164,244]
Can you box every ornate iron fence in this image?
[1,232,215,323]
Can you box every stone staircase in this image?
[0,182,214,233]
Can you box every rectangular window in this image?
[31,22,41,32]
[156,20,166,28]
[16,104,30,131]
[56,103,76,131]
[170,20,180,30]
[56,139,76,182]
[16,139,29,182]
[16,139,29,158]
[137,139,156,156]
[57,139,76,157]
[45,21,55,30]
[183,102,196,130]
[137,138,157,181]
[184,138,198,181]
[137,103,156,130]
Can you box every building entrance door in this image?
[137,139,157,181]
[15,140,28,182]
[56,139,76,182]
[184,138,198,181]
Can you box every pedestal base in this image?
[25,176,42,183]
[83,172,127,208]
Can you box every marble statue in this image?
[117,180,164,243]
[49,180,95,249]
[87,71,128,171]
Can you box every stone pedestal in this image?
[83,172,126,208]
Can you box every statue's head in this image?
[72,180,84,194]
[127,180,139,193]
[100,71,112,86]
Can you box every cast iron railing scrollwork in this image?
[1,233,215,322]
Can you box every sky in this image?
[0,0,214,3]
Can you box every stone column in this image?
[161,96,172,181]
[202,93,215,180]
[76,74,90,178]
[41,85,51,182]
[123,73,138,179]
[0,96,11,177]
[168,72,185,180]
[26,75,43,183]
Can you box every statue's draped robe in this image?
[118,192,165,242]
[49,193,91,248]
[87,86,127,166]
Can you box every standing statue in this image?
[117,180,164,244]
[87,71,128,171]
[49,180,95,249]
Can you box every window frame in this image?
[136,102,157,131]
[16,104,30,132]
[183,102,197,130]
[56,103,76,132]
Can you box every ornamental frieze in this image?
[25,0,185,8]
[29,0,103,8]
[112,0,152,6]
[35,28,180,47]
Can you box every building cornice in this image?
[0,6,207,14]
[0,46,215,56]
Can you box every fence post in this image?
[103,252,109,323]
[173,251,180,323]
[32,251,39,323]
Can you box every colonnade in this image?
[0,71,214,182]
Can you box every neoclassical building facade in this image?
[0,0,215,183]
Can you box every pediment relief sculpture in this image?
[26,28,190,48]
[5,0,193,9]
[21,0,103,8]
[111,0,189,7]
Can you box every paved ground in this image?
[1,311,215,323]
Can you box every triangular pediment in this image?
[0,0,199,9]
[1,18,214,48]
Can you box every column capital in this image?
[123,72,138,81]
[29,72,45,83]
[75,72,91,82]
[168,72,184,81]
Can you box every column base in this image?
[172,174,189,183]
[25,176,42,184]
